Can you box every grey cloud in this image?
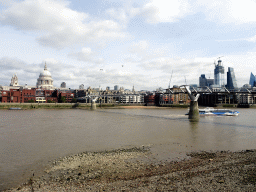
[0,0,126,49]
[68,48,104,64]
[1,56,186,90]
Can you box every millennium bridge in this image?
[165,85,256,106]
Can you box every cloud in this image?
[137,57,216,85]
[189,0,256,24]
[68,47,104,64]
[246,35,256,42]
[0,0,15,6]
[105,5,141,25]
[0,57,40,85]
[0,0,126,49]
[128,40,149,53]
[132,0,256,24]
[141,0,190,24]
[125,40,168,63]
[0,57,152,90]
[105,8,128,22]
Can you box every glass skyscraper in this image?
[214,59,225,87]
[199,74,207,87]
[249,72,256,87]
[227,67,237,89]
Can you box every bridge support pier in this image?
[188,101,199,121]
[91,101,96,110]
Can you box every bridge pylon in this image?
[180,85,200,121]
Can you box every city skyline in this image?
[1,0,256,90]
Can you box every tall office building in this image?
[60,82,66,88]
[114,85,119,91]
[199,74,214,87]
[249,72,256,87]
[226,67,237,89]
[199,74,207,87]
[214,59,225,87]
[79,84,84,89]
[207,79,214,87]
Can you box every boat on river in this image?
[9,107,22,110]
[199,107,239,116]
[186,107,239,116]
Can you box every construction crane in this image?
[213,56,224,67]
[168,70,173,89]
[218,56,224,60]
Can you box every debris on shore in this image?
[6,148,256,191]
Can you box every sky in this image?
[1,0,256,91]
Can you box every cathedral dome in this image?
[39,70,52,77]
[36,63,54,90]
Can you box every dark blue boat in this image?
[9,107,22,110]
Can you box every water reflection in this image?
[189,120,199,147]
[189,119,199,129]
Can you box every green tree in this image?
[60,96,66,103]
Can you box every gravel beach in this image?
[5,147,256,191]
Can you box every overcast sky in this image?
[1,0,256,90]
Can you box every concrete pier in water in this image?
[91,101,96,110]
[183,86,200,120]
[188,101,199,121]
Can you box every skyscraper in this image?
[79,84,84,89]
[60,82,66,88]
[199,74,214,87]
[199,74,207,87]
[249,72,256,87]
[227,67,237,89]
[114,85,119,91]
[214,59,225,87]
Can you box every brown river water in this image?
[0,108,256,190]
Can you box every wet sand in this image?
[5,147,256,191]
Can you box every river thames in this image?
[0,108,256,190]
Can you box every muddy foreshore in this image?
[5,147,256,192]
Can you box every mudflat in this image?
[5,148,256,191]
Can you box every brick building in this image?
[1,89,22,103]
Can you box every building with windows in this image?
[60,82,66,88]
[79,84,84,89]
[214,59,225,87]
[249,72,256,87]
[199,74,214,87]
[199,74,207,87]
[238,93,254,104]
[227,67,237,89]
[114,85,119,91]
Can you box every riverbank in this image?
[1,102,255,110]
[0,103,183,110]
[5,148,256,191]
